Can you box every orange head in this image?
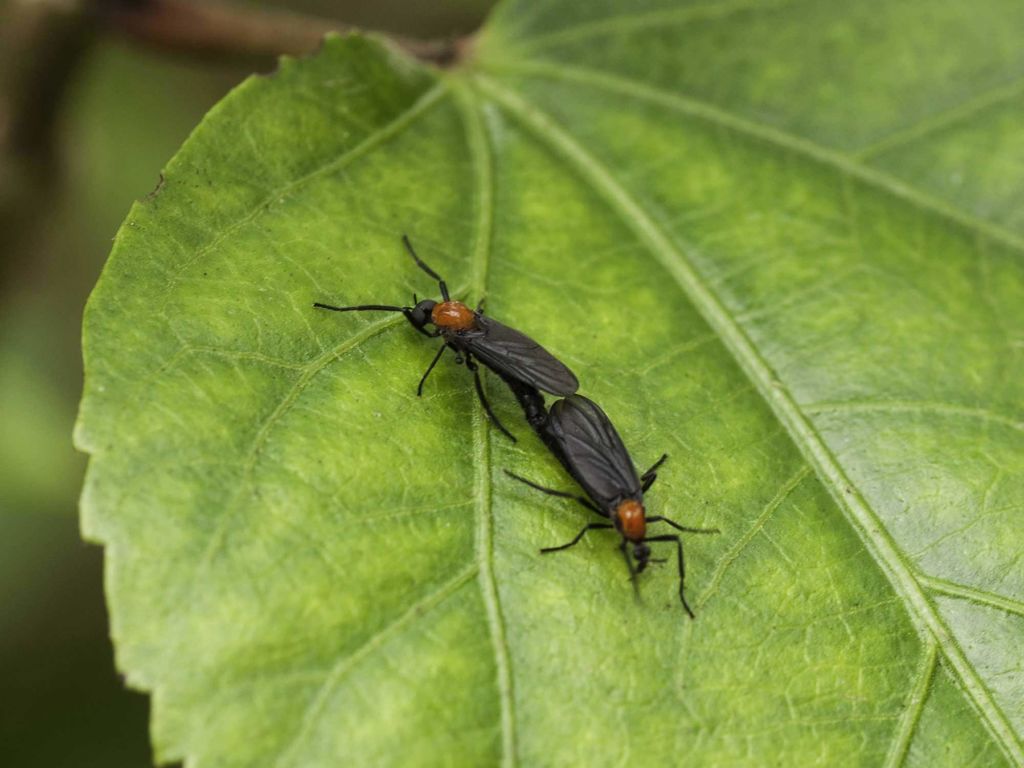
[616,499,646,542]
[430,300,477,332]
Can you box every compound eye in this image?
[409,300,436,327]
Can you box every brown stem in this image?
[98,0,464,66]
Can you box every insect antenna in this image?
[402,234,450,301]
[313,303,407,313]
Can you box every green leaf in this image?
[77,2,1024,765]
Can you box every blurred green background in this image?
[0,2,491,764]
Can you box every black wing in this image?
[465,314,579,396]
[545,395,641,509]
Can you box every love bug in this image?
[314,236,578,440]
[506,391,718,617]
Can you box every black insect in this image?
[506,391,718,617]
[498,371,551,436]
[314,236,578,440]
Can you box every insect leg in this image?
[646,516,719,535]
[417,344,447,396]
[640,453,668,492]
[503,470,602,514]
[643,534,695,618]
[540,522,613,554]
[642,454,668,476]
[402,234,450,301]
[621,539,641,602]
[412,325,441,339]
[466,357,517,442]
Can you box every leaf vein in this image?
[272,565,478,768]
[510,0,794,55]
[854,74,1024,161]
[803,400,1023,433]
[165,82,448,286]
[192,313,404,585]
[481,60,1024,256]
[453,80,518,767]
[697,465,812,609]
[883,643,939,768]
[918,574,1024,619]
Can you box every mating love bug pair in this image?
[314,237,717,616]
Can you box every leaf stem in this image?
[97,0,467,66]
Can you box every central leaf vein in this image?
[452,79,519,767]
